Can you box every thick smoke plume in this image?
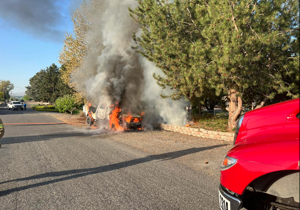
[0,0,68,41]
[72,0,187,128]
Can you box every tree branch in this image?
[255,97,268,109]
[229,0,239,31]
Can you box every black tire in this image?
[111,123,115,130]
[86,116,93,126]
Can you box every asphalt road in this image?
[0,106,220,210]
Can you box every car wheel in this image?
[111,123,116,130]
[86,116,93,126]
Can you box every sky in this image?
[0,0,82,96]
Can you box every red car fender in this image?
[220,140,300,195]
[221,159,284,195]
[235,99,299,145]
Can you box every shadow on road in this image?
[0,144,227,197]
[0,132,103,145]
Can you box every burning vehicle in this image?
[83,102,144,131]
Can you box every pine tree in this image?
[130,0,299,130]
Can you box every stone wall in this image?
[160,124,234,142]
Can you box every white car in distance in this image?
[7,101,23,110]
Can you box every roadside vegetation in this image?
[31,95,81,115]
[191,114,229,132]
[31,104,82,115]
[32,105,59,112]
[55,95,79,115]
[25,64,75,103]
[0,80,14,101]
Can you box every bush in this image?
[55,95,77,115]
[32,105,59,112]
[46,105,55,109]
[34,106,45,109]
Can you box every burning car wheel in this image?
[111,123,116,130]
[86,116,93,126]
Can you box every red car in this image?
[219,99,299,210]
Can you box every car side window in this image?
[297,113,299,119]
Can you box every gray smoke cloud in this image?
[0,0,68,41]
[72,0,187,128]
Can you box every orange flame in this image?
[109,103,144,131]
[109,105,124,131]
[124,113,133,124]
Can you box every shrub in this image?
[35,106,45,109]
[55,95,77,115]
[47,105,55,108]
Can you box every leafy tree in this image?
[55,95,77,114]
[59,0,105,103]
[22,95,30,101]
[26,64,73,103]
[0,91,3,101]
[130,0,299,129]
[26,70,46,101]
[0,80,14,101]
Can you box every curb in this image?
[159,124,234,142]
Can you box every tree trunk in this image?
[198,102,202,115]
[227,89,242,131]
[209,100,216,110]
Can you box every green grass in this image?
[191,114,229,132]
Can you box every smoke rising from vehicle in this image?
[71,0,187,128]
